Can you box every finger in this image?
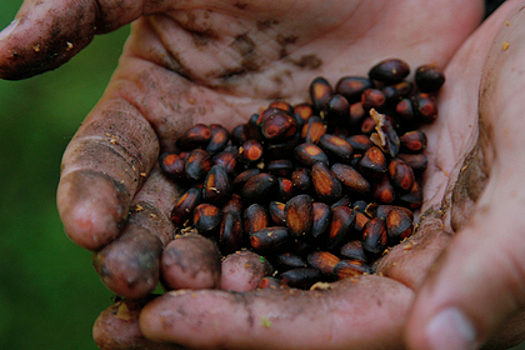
[92,166,180,299]
[220,250,274,292]
[407,3,525,349]
[0,0,173,80]
[93,297,186,350]
[140,276,414,350]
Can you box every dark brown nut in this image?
[358,146,387,179]
[213,149,238,176]
[202,164,232,205]
[311,161,343,203]
[159,152,186,181]
[307,251,341,276]
[245,113,265,141]
[373,175,396,204]
[231,124,248,146]
[362,218,388,255]
[348,102,367,126]
[269,100,294,114]
[285,194,314,237]
[353,200,368,213]
[360,116,376,134]
[327,206,356,250]
[310,77,333,113]
[322,94,350,127]
[412,92,438,124]
[294,143,329,167]
[279,268,322,289]
[330,195,351,210]
[395,98,415,121]
[354,211,371,233]
[266,159,294,178]
[388,159,416,192]
[269,201,287,226]
[291,168,313,193]
[397,153,428,173]
[361,88,386,111]
[241,172,277,203]
[171,187,202,225]
[185,149,213,182]
[398,180,423,210]
[261,111,298,141]
[243,203,269,235]
[340,241,368,262]
[276,177,295,202]
[346,134,373,153]
[178,151,190,162]
[301,116,327,144]
[258,276,285,290]
[222,194,243,215]
[335,76,374,103]
[382,80,413,103]
[257,107,285,125]
[318,134,354,163]
[250,226,290,253]
[273,252,308,271]
[415,64,445,92]
[334,259,371,280]
[375,205,414,222]
[219,211,244,254]
[205,124,230,155]
[232,168,260,191]
[386,207,413,241]
[400,130,427,153]
[311,202,332,240]
[193,203,222,237]
[368,58,410,83]
[265,140,298,160]
[293,103,314,128]
[176,123,211,150]
[237,139,264,164]
[331,163,371,197]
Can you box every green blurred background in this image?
[1,1,525,350]
[0,2,126,349]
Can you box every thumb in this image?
[0,0,169,80]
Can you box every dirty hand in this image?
[3,0,524,349]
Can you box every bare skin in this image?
[3,0,525,349]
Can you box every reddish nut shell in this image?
[386,207,413,240]
[361,88,386,111]
[397,153,428,173]
[176,124,212,150]
[294,143,329,167]
[202,164,232,205]
[269,201,287,226]
[368,58,410,83]
[237,139,264,164]
[293,103,314,127]
[193,203,222,237]
[331,163,371,197]
[241,173,277,204]
[318,134,354,163]
[400,130,427,153]
[244,203,270,235]
[311,162,343,204]
[327,206,356,250]
[280,268,322,289]
[159,152,186,181]
[219,211,244,254]
[346,134,373,153]
[171,187,202,226]
[250,226,290,253]
[213,150,238,176]
[307,251,341,276]
[285,194,314,237]
[291,168,313,193]
[205,124,230,155]
[339,241,368,262]
[415,64,445,92]
[362,218,388,255]
[335,76,374,103]
[382,80,413,103]
[302,116,327,144]
[388,159,416,192]
[310,77,333,113]
[311,202,332,240]
[359,146,387,179]
[323,94,350,127]
[261,112,298,141]
[185,149,213,182]
[373,175,396,204]
[334,259,371,280]
[269,100,294,114]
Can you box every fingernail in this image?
[426,308,477,350]
[0,19,19,41]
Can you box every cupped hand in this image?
[5,0,525,349]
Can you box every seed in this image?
[361,88,386,111]
[232,168,260,191]
[273,252,308,271]
[398,181,423,209]
[311,162,343,204]
[334,260,371,280]
[264,140,298,161]
[346,134,373,153]
[268,201,287,226]
[193,203,222,237]
[285,194,313,237]
[266,159,294,178]
[373,175,396,204]
[386,207,413,241]
[415,64,445,92]
[360,117,376,135]
[291,168,313,193]
[202,164,232,205]
[294,143,329,167]
[395,98,415,121]
[335,76,374,103]
[327,206,356,250]
[339,241,367,262]
[368,58,410,83]
[388,159,416,192]
[237,139,264,164]
[245,113,265,141]
[323,94,350,127]
[171,187,202,225]
[261,111,298,141]
[222,194,243,215]
[244,203,269,235]
[205,124,230,155]
[159,152,186,181]
[400,130,427,153]
[311,202,332,240]
[293,103,314,128]
[330,195,352,210]
[354,211,371,233]
[412,92,438,124]
[231,124,248,146]
[219,211,244,254]
[176,124,211,150]
[213,149,238,176]
[301,116,327,144]
[362,218,388,255]
[279,268,322,289]
[374,205,414,222]
[310,77,333,113]
[348,102,367,126]
[276,177,295,202]
[359,146,387,179]
[269,100,294,115]
[185,149,213,182]
[318,134,354,163]
[382,80,413,103]
[397,153,428,173]
[307,251,340,276]
[331,163,371,197]
[241,173,276,203]
[258,276,285,290]
[250,226,290,253]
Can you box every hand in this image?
[3,0,520,349]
